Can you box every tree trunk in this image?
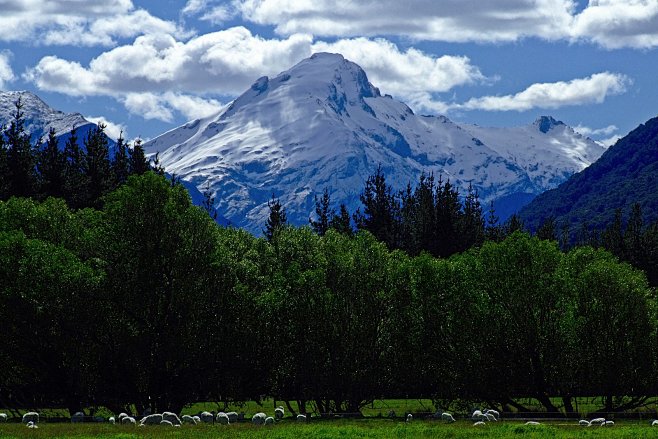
[562,396,575,415]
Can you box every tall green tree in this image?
[355,165,400,249]
[310,188,333,236]
[83,123,112,208]
[6,98,38,198]
[63,127,88,209]
[38,128,66,199]
[264,194,288,241]
[329,203,353,236]
[112,131,130,187]
[129,138,150,175]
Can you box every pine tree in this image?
[129,138,149,175]
[536,216,557,242]
[112,131,130,187]
[38,127,66,199]
[412,173,436,255]
[264,194,288,241]
[310,188,333,236]
[6,97,38,198]
[0,127,9,200]
[485,201,503,242]
[83,123,112,208]
[201,182,217,220]
[355,165,400,249]
[601,208,624,258]
[434,176,461,258]
[329,204,352,236]
[63,126,87,209]
[458,183,485,251]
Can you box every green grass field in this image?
[3,419,658,438]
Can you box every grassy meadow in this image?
[3,419,658,439]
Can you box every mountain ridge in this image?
[145,53,606,234]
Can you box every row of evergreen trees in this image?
[0,98,150,209]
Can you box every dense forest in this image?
[1,98,658,417]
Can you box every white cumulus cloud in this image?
[237,0,575,42]
[0,0,188,46]
[454,72,629,112]
[0,50,15,89]
[85,115,127,142]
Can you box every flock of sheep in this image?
[3,408,658,428]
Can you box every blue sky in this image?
[0,0,657,145]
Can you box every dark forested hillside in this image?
[519,116,658,233]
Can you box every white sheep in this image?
[0,413,7,422]
[118,413,128,421]
[193,415,201,423]
[140,413,163,425]
[181,415,197,425]
[296,414,307,422]
[484,413,497,422]
[441,412,456,423]
[226,412,239,423]
[160,420,173,426]
[485,409,500,420]
[122,416,136,425]
[590,417,606,426]
[652,419,658,426]
[22,412,39,425]
[579,419,590,426]
[406,413,413,422]
[473,421,486,426]
[109,417,116,424]
[217,412,230,425]
[162,412,181,425]
[602,420,615,427]
[525,421,541,425]
[26,421,38,429]
[252,412,267,425]
[275,406,284,420]
[199,411,214,423]
[471,410,484,421]
[72,411,85,423]
[265,416,274,425]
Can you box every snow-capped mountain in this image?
[0,90,95,143]
[145,53,606,234]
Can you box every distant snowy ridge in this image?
[0,90,94,142]
[138,52,606,234]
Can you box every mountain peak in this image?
[534,115,565,133]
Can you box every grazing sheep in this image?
[652,419,658,426]
[71,412,85,423]
[590,417,606,426]
[525,421,541,425]
[199,411,214,423]
[406,413,413,422]
[109,417,116,424]
[0,413,7,422]
[118,413,129,421]
[484,413,497,422]
[162,412,181,425]
[275,406,284,420]
[26,421,38,429]
[603,421,615,427]
[22,412,39,425]
[160,420,173,426]
[181,415,197,425]
[265,416,274,425]
[441,412,456,423]
[473,421,486,426]
[193,415,201,423]
[296,414,307,422]
[226,412,239,423]
[471,410,484,421]
[485,409,500,420]
[140,413,164,425]
[122,416,136,425]
[216,412,230,425]
[252,412,267,425]
[579,420,590,426]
